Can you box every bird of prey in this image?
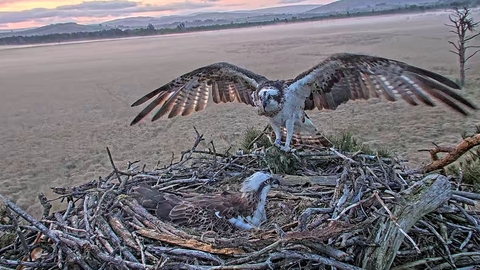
[130,53,477,151]
[131,172,280,232]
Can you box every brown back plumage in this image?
[131,185,257,232]
[291,53,477,114]
[130,62,268,125]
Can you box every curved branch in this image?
[416,134,480,174]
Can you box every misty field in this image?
[1,12,480,217]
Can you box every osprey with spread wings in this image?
[130,53,477,151]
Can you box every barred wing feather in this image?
[130,62,268,125]
[289,53,477,114]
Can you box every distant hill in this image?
[0,1,456,38]
[104,5,323,28]
[233,4,323,14]
[102,12,258,29]
[306,0,441,13]
[0,22,110,38]
[103,16,158,26]
[3,5,321,37]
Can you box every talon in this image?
[280,145,291,152]
[274,139,281,146]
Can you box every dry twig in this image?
[0,128,478,270]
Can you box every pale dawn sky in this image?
[0,0,334,29]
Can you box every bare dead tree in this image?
[445,6,480,88]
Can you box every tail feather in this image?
[300,115,318,134]
[268,127,333,148]
[131,185,181,221]
[270,113,333,148]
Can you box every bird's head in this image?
[240,172,281,227]
[240,172,281,196]
[253,82,284,115]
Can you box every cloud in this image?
[0,0,66,7]
[56,1,138,11]
[0,0,29,4]
[0,0,215,24]
[277,0,308,3]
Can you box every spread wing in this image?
[130,62,268,125]
[287,53,477,115]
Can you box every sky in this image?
[0,0,334,30]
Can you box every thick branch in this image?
[417,134,480,174]
[137,229,244,255]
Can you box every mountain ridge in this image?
[0,1,456,38]
[307,0,442,13]
[1,4,323,37]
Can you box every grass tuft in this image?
[240,128,392,174]
[447,152,480,191]
[240,126,272,152]
[261,147,299,174]
[448,127,480,191]
[0,203,15,251]
[327,131,390,157]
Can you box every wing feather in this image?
[130,62,268,125]
[168,82,194,118]
[196,85,209,112]
[133,183,254,231]
[288,53,477,115]
[212,81,221,104]
[181,84,199,117]
[399,75,435,106]
[129,91,174,126]
[131,185,182,221]
[152,87,185,121]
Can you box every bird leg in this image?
[281,120,295,152]
[228,216,255,230]
[269,121,282,147]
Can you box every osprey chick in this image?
[130,53,477,151]
[131,172,280,232]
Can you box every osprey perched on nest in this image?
[131,172,280,232]
[130,53,477,151]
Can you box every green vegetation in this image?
[0,204,15,252]
[240,127,390,174]
[240,126,272,152]
[2,0,480,46]
[327,131,390,157]
[261,147,300,174]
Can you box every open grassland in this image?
[1,12,480,217]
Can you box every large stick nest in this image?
[0,128,479,270]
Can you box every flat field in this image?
[1,12,480,217]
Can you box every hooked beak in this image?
[262,100,268,109]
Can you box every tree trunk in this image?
[361,174,452,270]
[460,41,466,87]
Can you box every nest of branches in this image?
[0,128,479,270]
